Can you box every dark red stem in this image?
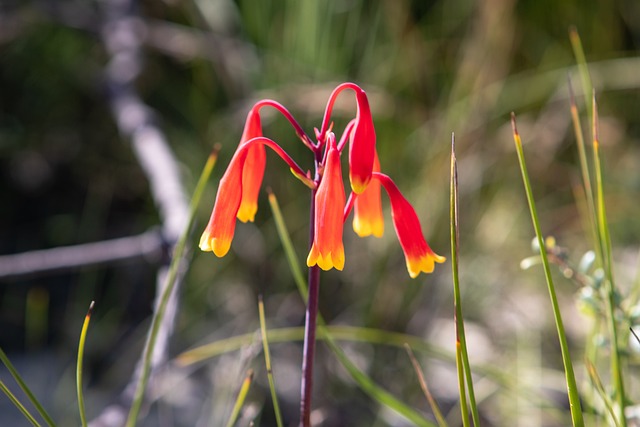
[252,99,315,149]
[319,82,362,143]
[299,153,323,427]
[300,264,320,426]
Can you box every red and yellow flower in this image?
[374,173,446,278]
[200,83,444,278]
[236,108,265,223]
[199,149,247,257]
[306,134,346,271]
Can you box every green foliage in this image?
[1,0,640,425]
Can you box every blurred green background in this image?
[1,0,640,425]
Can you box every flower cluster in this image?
[200,83,444,278]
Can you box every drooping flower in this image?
[307,134,346,271]
[348,89,376,194]
[375,173,445,278]
[236,109,265,223]
[199,149,247,257]
[352,150,384,238]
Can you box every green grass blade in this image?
[568,77,601,263]
[126,147,220,427]
[258,296,284,427]
[267,190,308,301]
[224,370,254,427]
[569,26,593,122]
[177,324,560,411]
[511,113,584,427]
[592,97,627,426]
[0,380,42,427]
[450,135,479,427]
[404,344,448,427]
[585,359,621,427]
[0,348,56,426]
[77,301,95,427]
[320,328,436,427]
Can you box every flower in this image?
[236,109,265,223]
[348,89,376,194]
[375,173,445,278]
[199,149,247,257]
[200,82,443,278]
[352,150,384,237]
[307,134,346,271]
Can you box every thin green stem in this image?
[321,329,436,427]
[511,113,584,427]
[126,148,219,427]
[224,370,254,427]
[267,191,308,301]
[0,348,56,426]
[77,301,95,427]
[450,135,479,426]
[258,296,284,427]
[569,27,593,126]
[567,77,602,264]
[0,380,42,427]
[404,344,448,427]
[585,359,621,427]
[593,98,627,426]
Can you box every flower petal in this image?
[199,151,247,257]
[353,151,384,237]
[307,135,346,271]
[376,173,445,277]
[237,109,265,223]
[348,89,376,194]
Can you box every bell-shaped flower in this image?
[307,135,346,271]
[236,109,265,223]
[199,149,247,257]
[375,173,445,278]
[348,89,376,194]
[352,150,384,237]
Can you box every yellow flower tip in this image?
[199,232,212,252]
[406,252,446,279]
[199,232,231,257]
[306,245,345,271]
[212,238,232,258]
[353,216,384,238]
[350,175,370,195]
[432,252,446,264]
[236,203,258,223]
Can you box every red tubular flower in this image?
[375,173,445,278]
[352,150,384,237]
[200,135,313,258]
[307,135,346,271]
[348,89,376,194]
[236,109,265,223]
[199,150,247,257]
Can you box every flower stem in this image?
[300,265,321,427]
[300,157,321,427]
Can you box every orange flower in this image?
[376,173,445,278]
[348,89,376,194]
[307,135,346,271]
[199,150,247,257]
[236,109,265,223]
[352,151,384,237]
